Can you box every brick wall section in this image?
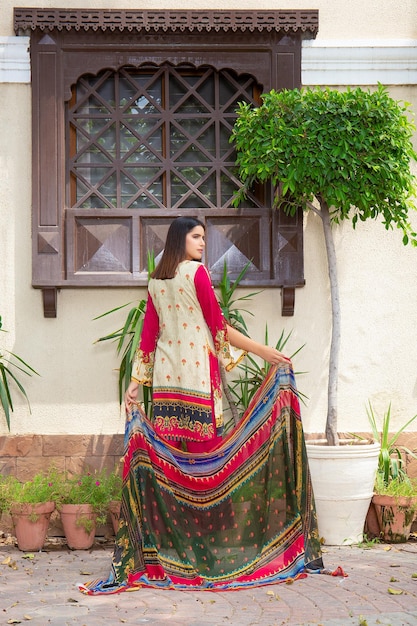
[0,434,124,481]
[0,434,124,538]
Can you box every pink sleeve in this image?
[139,293,159,354]
[194,264,226,340]
[194,264,245,371]
[131,292,159,386]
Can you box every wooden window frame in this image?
[14,8,319,317]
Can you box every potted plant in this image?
[0,315,39,430]
[365,403,417,542]
[0,470,58,551]
[371,475,417,543]
[57,468,117,550]
[231,84,417,544]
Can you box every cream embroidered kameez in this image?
[132,260,243,442]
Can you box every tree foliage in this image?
[232,85,417,243]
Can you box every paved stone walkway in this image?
[0,539,416,625]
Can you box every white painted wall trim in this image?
[0,36,30,83]
[302,39,417,86]
[1,36,416,87]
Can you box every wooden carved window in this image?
[14,8,319,317]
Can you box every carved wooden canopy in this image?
[14,8,319,35]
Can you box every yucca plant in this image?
[217,260,261,336]
[94,298,148,407]
[0,315,39,430]
[94,251,155,414]
[367,402,417,487]
[229,327,306,417]
[216,262,306,423]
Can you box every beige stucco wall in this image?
[1,2,416,436]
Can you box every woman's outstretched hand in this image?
[226,324,291,366]
[258,345,291,365]
[124,381,139,411]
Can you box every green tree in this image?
[231,85,417,446]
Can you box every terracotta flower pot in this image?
[372,494,417,543]
[11,501,55,551]
[364,500,380,539]
[108,500,121,535]
[60,503,97,550]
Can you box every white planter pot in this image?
[306,441,380,546]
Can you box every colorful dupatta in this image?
[79,364,324,595]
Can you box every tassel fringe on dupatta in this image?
[79,364,330,595]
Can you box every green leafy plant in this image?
[356,534,381,549]
[216,260,306,422]
[231,85,417,445]
[56,468,122,526]
[0,469,60,523]
[94,252,155,413]
[0,315,39,430]
[366,402,417,488]
[374,472,417,498]
[229,328,306,417]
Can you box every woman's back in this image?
[149,260,213,355]
[149,260,220,441]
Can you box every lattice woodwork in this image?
[68,66,261,212]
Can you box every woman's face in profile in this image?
[185,226,205,261]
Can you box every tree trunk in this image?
[318,198,340,446]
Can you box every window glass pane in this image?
[126,72,163,112]
[76,74,115,113]
[122,169,163,208]
[75,143,113,165]
[95,124,117,157]
[175,166,210,185]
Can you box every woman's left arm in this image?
[226,324,290,365]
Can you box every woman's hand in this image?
[124,381,139,411]
[226,324,291,365]
[258,345,291,365]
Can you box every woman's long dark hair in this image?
[151,216,205,279]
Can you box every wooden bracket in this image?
[281,287,295,316]
[42,288,58,318]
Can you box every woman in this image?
[125,216,289,451]
[80,217,324,595]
